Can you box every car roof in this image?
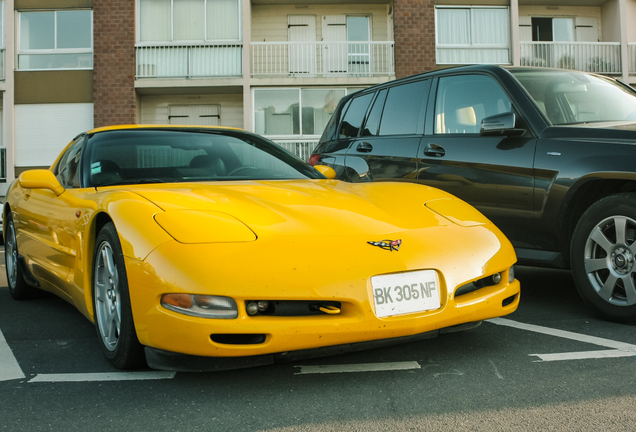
[87,124,244,135]
[347,65,613,98]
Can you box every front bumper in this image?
[126,222,520,362]
[145,321,483,372]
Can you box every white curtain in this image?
[436,9,470,45]
[174,0,205,40]
[436,7,510,64]
[472,8,509,45]
[140,0,171,42]
[207,0,240,40]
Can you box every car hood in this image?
[128,180,486,239]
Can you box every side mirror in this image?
[314,165,337,179]
[18,170,65,196]
[480,112,525,137]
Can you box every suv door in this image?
[418,74,537,249]
[344,80,430,182]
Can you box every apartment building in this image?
[0,0,635,197]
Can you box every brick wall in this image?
[393,0,436,79]
[93,0,137,127]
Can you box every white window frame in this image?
[435,6,510,51]
[136,0,242,45]
[0,1,5,49]
[17,9,93,71]
[252,87,358,139]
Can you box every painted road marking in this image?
[295,361,421,375]
[531,349,636,362]
[0,327,26,382]
[488,318,636,362]
[29,372,176,383]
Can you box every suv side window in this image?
[361,89,388,137]
[378,80,428,136]
[339,92,375,139]
[55,136,85,188]
[435,75,512,134]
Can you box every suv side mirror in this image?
[18,169,65,195]
[480,112,525,137]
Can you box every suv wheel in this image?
[571,193,636,323]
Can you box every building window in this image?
[18,10,92,70]
[531,17,575,42]
[435,6,510,64]
[253,88,349,138]
[139,0,241,43]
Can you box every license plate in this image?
[371,270,441,318]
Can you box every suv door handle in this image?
[424,143,445,157]
[356,142,373,153]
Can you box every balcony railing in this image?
[272,139,319,161]
[251,41,394,77]
[136,44,242,78]
[520,42,621,74]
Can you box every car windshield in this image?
[84,129,321,187]
[510,69,636,125]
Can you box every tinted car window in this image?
[435,75,512,134]
[321,96,352,143]
[86,130,322,186]
[511,70,636,125]
[55,136,84,188]
[361,89,388,137]
[339,92,375,139]
[379,80,428,136]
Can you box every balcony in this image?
[136,44,242,79]
[520,42,621,75]
[271,139,319,162]
[251,41,394,78]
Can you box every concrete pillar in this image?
[510,0,520,66]
[242,0,252,131]
[4,0,15,187]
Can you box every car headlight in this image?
[161,294,238,319]
[154,210,256,243]
[424,198,489,227]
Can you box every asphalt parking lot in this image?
[1,247,635,431]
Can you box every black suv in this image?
[310,64,636,323]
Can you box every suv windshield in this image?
[85,129,321,187]
[511,69,636,125]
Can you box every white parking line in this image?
[0,327,26,382]
[294,361,421,375]
[488,318,636,362]
[531,349,636,362]
[29,371,176,383]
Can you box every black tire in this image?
[4,214,38,300]
[92,222,145,369]
[571,193,636,323]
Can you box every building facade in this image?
[1,0,636,196]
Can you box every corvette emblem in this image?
[367,239,402,252]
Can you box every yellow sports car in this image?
[4,125,520,371]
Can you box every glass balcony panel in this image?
[136,45,242,78]
[18,53,93,70]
